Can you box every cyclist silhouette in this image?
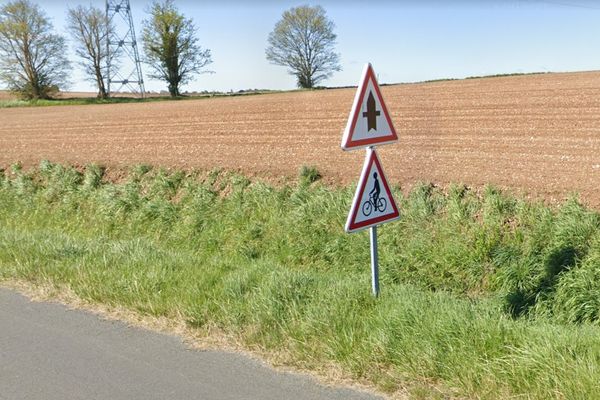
[361,172,387,217]
[369,172,381,209]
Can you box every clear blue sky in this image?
[22,0,600,92]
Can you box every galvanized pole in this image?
[370,225,379,297]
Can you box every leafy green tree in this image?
[67,5,112,99]
[266,5,341,88]
[0,0,70,99]
[141,0,212,97]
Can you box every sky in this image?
[8,0,600,93]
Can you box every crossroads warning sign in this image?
[341,63,398,151]
[345,148,400,233]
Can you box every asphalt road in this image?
[0,287,383,400]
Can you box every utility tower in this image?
[105,0,145,97]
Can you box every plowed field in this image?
[2,71,600,205]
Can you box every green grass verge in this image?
[0,96,174,108]
[0,89,290,108]
[1,161,600,399]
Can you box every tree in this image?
[266,5,341,89]
[141,0,212,97]
[67,5,112,99]
[0,0,70,99]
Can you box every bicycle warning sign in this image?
[345,148,400,233]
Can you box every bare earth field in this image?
[2,71,600,205]
[0,91,15,100]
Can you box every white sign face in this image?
[341,63,398,151]
[345,148,400,233]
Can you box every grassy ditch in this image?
[1,161,600,399]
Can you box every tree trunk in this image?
[95,68,107,99]
[168,82,179,97]
[22,44,43,99]
[298,73,313,89]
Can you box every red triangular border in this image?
[341,63,398,151]
[345,148,400,233]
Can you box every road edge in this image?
[0,278,400,400]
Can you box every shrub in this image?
[299,165,321,185]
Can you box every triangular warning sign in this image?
[345,148,400,233]
[341,63,398,151]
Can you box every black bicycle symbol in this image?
[362,195,387,216]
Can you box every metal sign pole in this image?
[370,225,380,297]
[341,64,400,297]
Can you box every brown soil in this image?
[2,71,600,206]
[0,91,15,100]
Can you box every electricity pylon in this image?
[105,0,145,97]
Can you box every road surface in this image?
[0,287,382,400]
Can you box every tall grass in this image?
[1,162,600,399]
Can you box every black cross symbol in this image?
[362,91,380,131]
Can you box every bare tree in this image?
[0,0,70,99]
[67,5,112,99]
[141,0,212,97]
[266,5,341,89]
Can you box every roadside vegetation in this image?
[1,161,600,399]
[0,90,279,108]
[0,97,153,108]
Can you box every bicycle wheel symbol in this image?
[362,197,387,216]
[362,199,373,216]
[376,197,387,212]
